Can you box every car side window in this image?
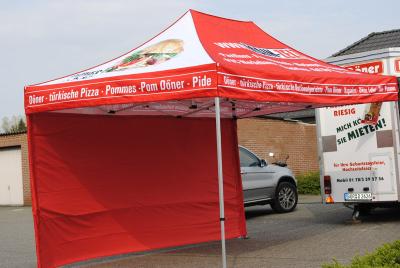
[239,148,260,167]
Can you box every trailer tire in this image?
[352,204,373,221]
[358,204,373,215]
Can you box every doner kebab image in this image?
[106,39,184,72]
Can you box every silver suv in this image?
[239,146,298,213]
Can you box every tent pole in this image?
[214,97,227,268]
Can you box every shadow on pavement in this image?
[360,207,400,223]
[71,204,400,267]
[244,206,274,219]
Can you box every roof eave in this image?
[325,47,400,65]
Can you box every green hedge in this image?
[297,171,320,195]
[323,240,400,268]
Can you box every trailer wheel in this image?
[358,204,373,215]
[352,204,372,221]
[352,208,360,221]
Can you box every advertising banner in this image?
[318,102,399,202]
[344,61,384,75]
[395,58,400,73]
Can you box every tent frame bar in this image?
[214,97,227,268]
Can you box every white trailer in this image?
[317,47,400,219]
[316,101,400,217]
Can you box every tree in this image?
[1,117,10,133]
[1,115,27,133]
[17,118,26,132]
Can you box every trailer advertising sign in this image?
[317,101,399,203]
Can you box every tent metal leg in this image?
[214,97,227,268]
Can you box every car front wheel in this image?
[271,182,298,213]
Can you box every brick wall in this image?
[237,118,319,176]
[0,133,31,205]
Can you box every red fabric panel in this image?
[191,10,398,104]
[28,113,246,268]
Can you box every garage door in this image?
[0,147,23,205]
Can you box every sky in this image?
[1,0,399,119]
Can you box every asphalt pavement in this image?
[2,196,400,268]
[0,207,36,268]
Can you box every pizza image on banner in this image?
[105,39,184,72]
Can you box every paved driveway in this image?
[2,196,400,268]
[0,207,36,268]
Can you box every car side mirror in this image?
[260,159,267,167]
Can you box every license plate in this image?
[344,192,372,201]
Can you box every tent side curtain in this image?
[28,113,246,268]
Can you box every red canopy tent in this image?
[25,10,398,268]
